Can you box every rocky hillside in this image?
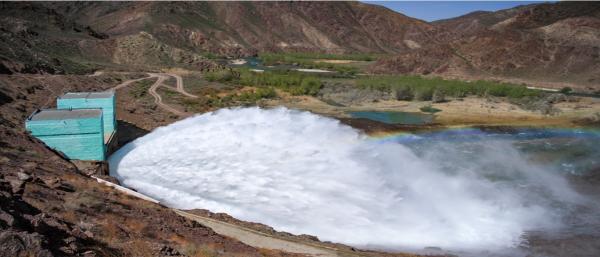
[0,73,308,257]
[53,1,433,55]
[372,1,600,89]
[0,1,434,75]
[1,1,598,85]
[0,2,220,75]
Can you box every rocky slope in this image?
[0,2,220,75]
[372,1,600,90]
[53,1,433,56]
[0,1,436,74]
[2,1,599,90]
[0,74,303,257]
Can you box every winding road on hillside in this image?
[147,73,187,116]
[171,73,198,98]
[110,72,196,116]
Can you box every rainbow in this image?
[368,126,600,144]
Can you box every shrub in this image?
[236,69,322,96]
[357,75,540,100]
[236,87,277,103]
[255,87,277,99]
[129,80,153,98]
[414,87,434,101]
[432,89,446,103]
[205,70,236,82]
[420,105,442,113]
[393,86,413,100]
[559,87,572,94]
[298,77,322,96]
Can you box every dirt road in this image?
[174,210,339,257]
[111,74,159,91]
[171,73,198,98]
[110,72,195,116]
[147,73,187,116]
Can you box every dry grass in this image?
[124,217,147,234]
[101,216,124,245]
[128,239,155,257]
[60,210,79,223]
[180,242,221,257]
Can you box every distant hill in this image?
[1,1,599,89]
[372,1,600,88]
[0,1,434,74]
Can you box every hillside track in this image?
[110,72,197,116]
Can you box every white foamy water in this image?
[109,107,584,252]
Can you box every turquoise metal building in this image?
[25,109,106,161]
[57,92,116,140]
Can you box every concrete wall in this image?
[26,116,105,161]
[57,96,116,135]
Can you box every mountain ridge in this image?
[0,1,598,88]
[373,1,600,89]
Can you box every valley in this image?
[1,1,600,257]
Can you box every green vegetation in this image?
[258,53,367,75]
[237,87,277,102]
[181,87,277,111]
[204,69,322,96]
[358,75,541,100]
[161,88,178,98]
[239,70,322,96]
[420,105,442,113]
[129,79,154,98]
[205,69,236,82]
[559,87,573,94]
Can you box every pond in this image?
[348,111,434,125]
[225,57,294,71]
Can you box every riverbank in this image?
[262,91,600,131]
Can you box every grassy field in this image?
[357,75,541,101]
[204,68,546,104]
[257,53,379,75]
[205,69,322,96]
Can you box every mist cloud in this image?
[109,107,583,251]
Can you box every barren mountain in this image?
[0,1,435,75]
[54,1,434,55]
[3,1,598,89]
[372,1,600,90]
[0,2,219,75]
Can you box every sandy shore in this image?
[263,92,600,128]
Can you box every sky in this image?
[364,1,550,22]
